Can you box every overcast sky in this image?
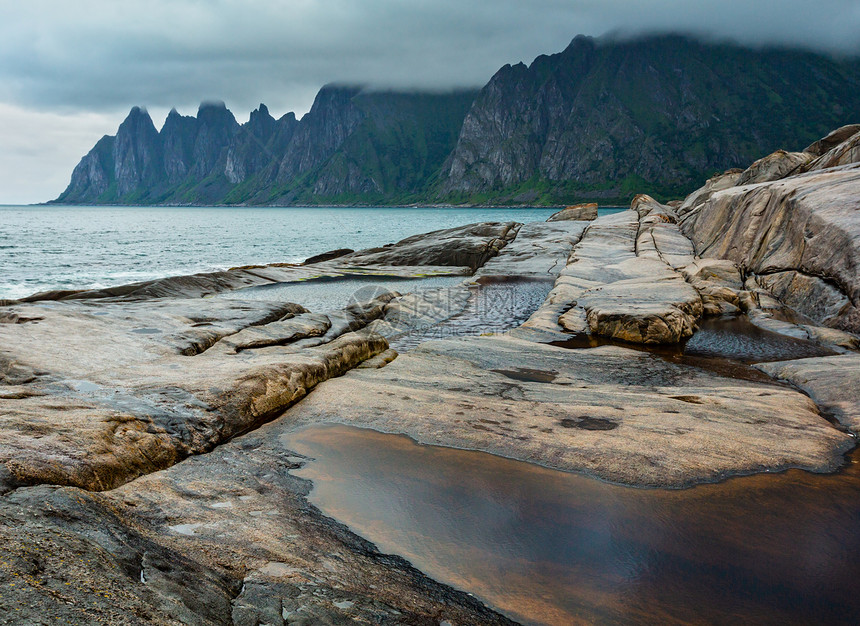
[1,0,859,204]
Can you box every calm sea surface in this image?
[0,205,584,300]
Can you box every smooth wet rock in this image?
[361,222,579,348]
[754,271,852,326]
[801,325,860,349]
[757,354,860,434]
[804,124,860,156]
[475,221,587,278]
[214,313,333,353]
[0,295,390,492]
[523,211,639,335]
[0,460,513,625]
[635,196,696,269]
[680,163,860,333]
[579,273,702,343]
[302,248,354,264]
[681,259,743,316]
[806,130,860,171]
[631,194,669,219]
[367,285,473,341]
[546,203,598,222]
[356,347,398,369]
[284,334,852,488]
[337,222,520,272]
[735,150,813,185]
[0,485,239,624]
[527,209,703,343]
[676,169,743,218]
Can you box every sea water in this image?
[0,205,597,300]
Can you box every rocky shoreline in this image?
[2,126,860,624]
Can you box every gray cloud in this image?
[3,0,859,116]
[1,0,859,203]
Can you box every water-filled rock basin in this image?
[288,424,860,625]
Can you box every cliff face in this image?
[224,105,297,185]
[57,102,241,204]
[438,34,860,203]
[55,87,476,206]
[113,107,163,197]
[61,135,115,202]
[54,34,860,206]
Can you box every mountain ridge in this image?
[53,33,860,206]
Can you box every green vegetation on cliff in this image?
[54,35,860,207]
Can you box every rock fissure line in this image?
[752,267,857,308]
[2,125,860,624]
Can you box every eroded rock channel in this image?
[2,127,860,624]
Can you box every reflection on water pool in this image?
[388,278,555,351]
[216,274,466,311]
[289,424,860,625]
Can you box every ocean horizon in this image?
[0,205,624,300]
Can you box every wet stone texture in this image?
[0,222,532,624]
[283,334,852,488]
[2,128,860,626]
[287,424,860,626]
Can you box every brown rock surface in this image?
[0,455,514,625]
[734,150,813,185]
[806,130,860,171]
[546,202,598,222]
[284,334,852,488]
[680,164,860,333]
[474,220,587,278]
[0,295,390,493]
[681,259,744,316]
[756,353,860,434]
[528,209,702,343]
[1,220,557,625]
[337,222,520,271]
[804,124,860,156]
[676,169,742,217]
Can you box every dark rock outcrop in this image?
[547,202,598,221]
[55,87,477,206]
[61,135,115,201]
[438,34,860,203]
[224,104,297,184]
[113,107,163,197]
[804,124,860,156]
[340,221,520,271]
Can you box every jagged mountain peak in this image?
[126,105,150,117]
[198,100,228,112]
[54,35,860,206]
[249,103,274,125]
[196,101,237,127]
[562,33,595,53]
[307,85,364,113]
[119,106,156,129]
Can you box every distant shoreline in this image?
[20,201,630,209]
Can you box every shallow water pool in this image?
[289,424,860,626]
